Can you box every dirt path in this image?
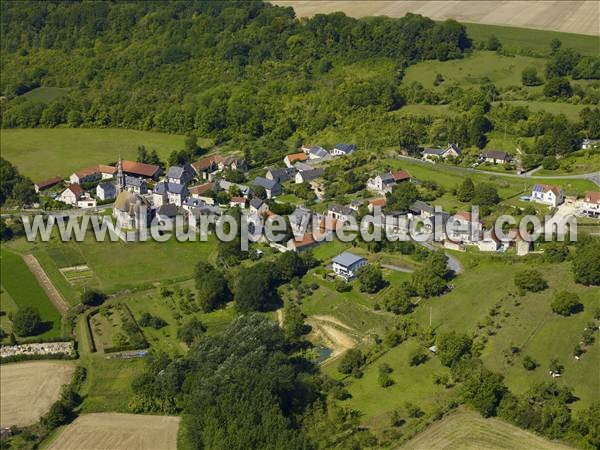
[276,308,284,327]
[312,315,354,330]
[22,254,69,315]
[308,316,358,357]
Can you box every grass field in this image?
[46,413,180,450]
[0,247,62,339]
[0,361,75,427]
[535,150,600,175]
[275,1,599,40]
[0,128,211,181]
[4,235,218,298]
[401,408,572,450]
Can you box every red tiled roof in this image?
[291,233,316,249]
[122,160,160,178]
[98,164,117,174]
[189,183,214,196]
[285,153,308,163]
[369,198,387,207]
[230,196,246,204]
[585,191,600,204]
[35,176,62,190]
[75,166,100,178]
[191,155,225,171]
[66,184,83,197]
[455,211,480,223]
[391,170,411,182]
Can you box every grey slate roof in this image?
[410,200,435,215]
[289,206,312,225]
[253,176,279,191]
[157,203,178,217]
[125,176,146,188]
[167,183,186,195]
[332,252,366,268]
[333,143,356,154]
[250,198,264,210]
[183,198,206,208]
[298,168,323,182]
[97,182,116,193]
[268,167,296,182]
[308,146,329,158]
[329,204,354,216]
[166,166,185,179]
[423,147,444,156]
[154,181,167,194]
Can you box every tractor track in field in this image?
[22,254,69,316]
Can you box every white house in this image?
[327,204,355,222]
[69,166,101,185]
[366,170,411,194]
[188,183,215,205]
[125,176,148,195]
[60,184,84,205]
[330,143,356,157]
[422,144,461,161]
[166,165,194,185]
[249,198,269,216]
[530,184,564,207]
[295,168,323,184]
[582,139,600,150]
[77,195,97,209]
[284,152,308,168]
[96,182,117,201]
[581,191,600,217]
[447,211,483,244]
[302,145,330,160]
[332,252,367,280]
[482,150,510,164]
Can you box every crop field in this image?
[0,361,75,427]
[46,413,180,450]
[275,1,599,37]
[0,247,62,339]
[0,128,211,181]
[401,409,572,449]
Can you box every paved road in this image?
[415,239,463,274]
[396,155,600,186]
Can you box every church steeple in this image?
[116,154,125,192]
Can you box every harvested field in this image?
[0,361,75,427]
[47,413,180,450]
[401,409,573,449]
[274,1,600,36]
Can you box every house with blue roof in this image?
[530,184,564,207]
[332,251,368,280]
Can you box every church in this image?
[112,157,153,230]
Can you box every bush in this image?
[551,291,582,316]
[338,349,365,375]
[177,317,206,346]
[138,312,167,329]
[12,306,42,336]
[522,355,538,370]
[409,348,429,366]
[356,265,385,293]
[541,156,559,170]
[334,278,351,292]
[436,331,472,367]
[514,270,547,293]
[405,402,423,418]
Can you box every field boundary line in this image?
[22,254,69,316]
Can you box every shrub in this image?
[338,349,365,375]
[12,306,42,336]
[335,279,351,292]
[356,265,385,293]
[514,270,547,293]
[522,355,538,370]
[551,291,582,316]
[81,289,106,306]
[409,348,429,366]
[138,312,167,329]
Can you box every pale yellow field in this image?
[274,1,600,36]
[46,413,180,450]
[402,410,573,450]
[0,361,75,427]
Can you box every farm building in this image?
[122,160,161,179]
[34,176,62,193]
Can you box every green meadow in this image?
[0,247,62,339]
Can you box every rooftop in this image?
[332,251,366,268]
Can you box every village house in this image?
[289,206,312,235]
[217,179,251,198]
[295,168,324,184]
[332,252,368,280]
[252,177,282,199]
[366,170,411,194]
[188,183,215,205]
[125,176,148,195]
[69,166,101,184]
[266,167,297,183]
[581,138,600,150]
[166,164,195,185]
[249,198,269,216]
[155,203,179,224]
[153,181,188,207]
[482,150,511,164]
[98,164,117,179]
[284,152,308,168]
[330,143,356,157]
[409,200,435,219]
[327,204,355,222]
[384,210,410,235]
[122,160,161,180]
[34,176,62,193]
[293,161,314,172]
[96,182,117,201]
[530,184,564,207]
[229,196,247,208]
[447,211,483,243]
[348,199,364,212]
[191,155,224,180]
[287,233,319,252]
[581,191,600,217]
[422,143,461,161]
[223,157,248,172]
[302,145,330,160]
[477,230,503,252]
[59,184,84,205]
[368,197,386,212]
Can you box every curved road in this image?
[396,155,600,187]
